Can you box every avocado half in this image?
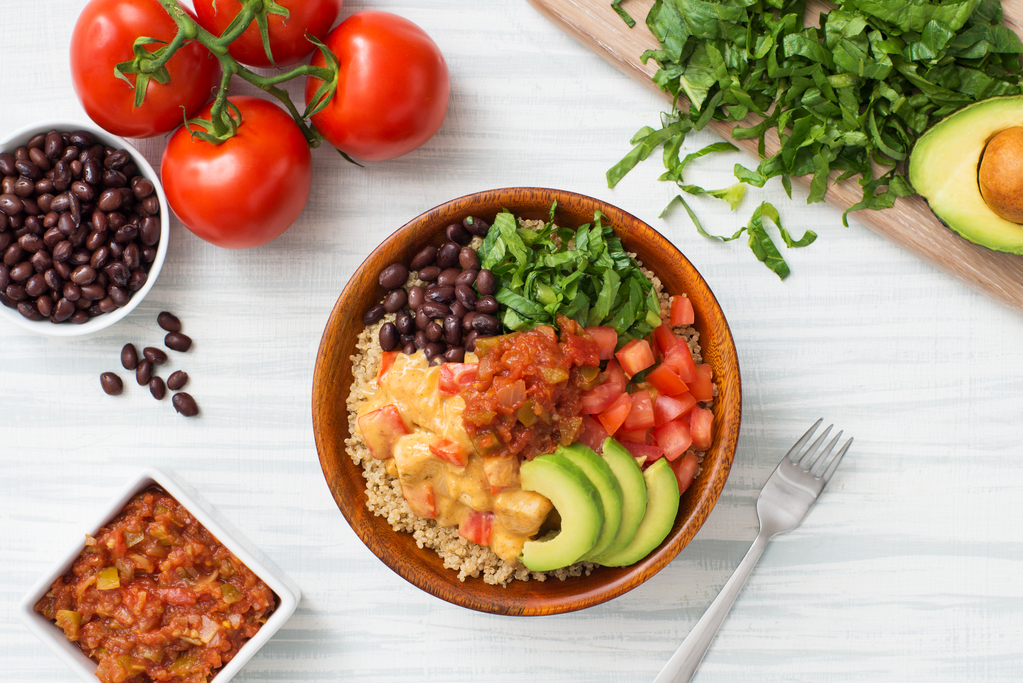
[909,96,1023,255]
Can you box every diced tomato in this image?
[653,419,693,461]
[429,438,469,468]
[357,405,409,460]
[580,382,620,415]
[621,390,655,431]
[670,452,699,494]
[439,362,478,396]
[576,415,610,453]
[616,427,651,444]
[597,392,632,435]
[458,510,494,545]
[645,364,688,397]
[688,364,714,402]
[615,339,656,378]
[662,338,698,383]
[482,454,520,493]
[669,295,695,326]
[601,359,628,394]
[619,439,664,464]
[378,350,398,382]
[653,392,698,427]
[690,406,714,450]
[652,324,677,358]
[402,483,436,519]
[156,587,197,607]
[584,326,618,361]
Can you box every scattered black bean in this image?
[143,346,167,365]
[164,332,192,352]
[121,343,138,370]
[363,303,385,325]
[167,370,188,391]
[156,310,181,332]
[136,359,153,386]
[378,263,408,290]
[100,372,123,396]
[172,392,199,417]
[150,376,166,400]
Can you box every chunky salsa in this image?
[35,487,276,683]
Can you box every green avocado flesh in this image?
[595,458,680,568]
[558,443,624,560]
[909,96,1023,254]
[518,454,604,572]
[588,438,648,564]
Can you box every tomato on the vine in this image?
[305,11,449,162]
[70,0,221,138]
[193,0,342,68]
[161,96,312,249]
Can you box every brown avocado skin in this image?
[908,95,1023,255]
[979,126,1023,224]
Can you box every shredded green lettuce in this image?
[608,0,1023,278]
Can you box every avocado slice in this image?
[588,438,648,563]
[909,95,1023,254]
[558,443,624,560]
[518,453,604,571]
[594,457,680,568]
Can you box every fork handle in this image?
[652,530,771,683]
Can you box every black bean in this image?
[455,284,477,310]
[70,265,96,285]
[464,330,480,353]
[44,132,63,159]
[31,250,52,273]
[36,295,54,317]
[436,242,460,269]
[383,288,408,312]
[108,285,129,307]
[395,308,414,335]
[104,149,129,170]
[0,264,8,290]
[0,193,24,215]
[476,295,499,315]
[378,263,408,290]
[419,301,450,319]
[167,370,188,391]
[150,377,166,400]
[463,216,490,237]
[140,216,160,246]
[156,311,180,332]
[400,333,414,345]
[363,303,386,325]
[443,315,462,345]
[424,343,445,361]
[417,265,440,282]
[10,261,33,282]
[121,343,139,370]
[53,297,74,321]
[62,282,80,301]
[164,332,192,352]
[15,159,42,181]
[436,267,461,287]
[462,311,476,331]
[426,321,443,342]
[443,346,465,363]
[379,322,399,351]
[127,269,147,291]
[455,269,477,289]
[402,342,416,355]
[459,247,480,270]
[425,285,456,305]
[415,308,431,331]
[43,268,61,292]
[172,392,199,417]
[475,269,496,295]
[472,313,501,335]
[449,301,467,319]
[14,177,35,198]
[0,154,15,176]
[100,372,123,396]
[136,360,153,386]
[105,261,129,287]
[70,310,88,324]
[409,245,437,271]
[445,222,472,245]
[407,285,425,310]
[414,330,428,349]
[143,346,168,365]
[25,273,46,297]
[89,245,110,270]
[132,177,154,199]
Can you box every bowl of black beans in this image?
[0,120,169,336]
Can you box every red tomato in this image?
[669,295,695,326]
[690,406,714,450]
[654,419,693,461]
[616,427,651,444]
[688,364,715,402]
[402,483,436,519]
[621,390,655,432]
[429,438,468,468]
[193,0,342,68]
[646,364,688,397]
[70,0,220,138]
[439,363,478,396]
[378,350,398,382]
[597,392,633,436]
[601,359,628,394]
[662,337,698,383]
[670,452,699,494]
[580,383,620,415]
[652,324,677,357]
[653,392,697,427]
[577,416,610,453]
[459,510,494,546]
[616,339,656,378]
[482,455,519,494]
[306,11,449,161]
[161,96,312,248]
[357,404,408,460]
[619,440,664,464]
[585,326,618,360]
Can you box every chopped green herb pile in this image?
[477,203,662,341]
[608,0,1023,278]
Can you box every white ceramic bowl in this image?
[0,120,169,337]
[17,467,301,683]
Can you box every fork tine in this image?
[786,418,823,463]
[821,437,853,482]
[809,430,842,477]
[798,424,832,469]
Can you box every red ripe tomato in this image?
[161,96,312,249]
[577,416,610,454]
[670,452,699,494]
[305,11,450,161]
[193,0,342,68]
[615,338,656,378]
[584,326,618,360]
[70,0,220,138]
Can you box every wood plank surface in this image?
[526,0,1023,314]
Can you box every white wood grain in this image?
[1,1,1022,682]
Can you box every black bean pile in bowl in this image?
[363,216,499,364]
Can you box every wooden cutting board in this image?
[527,0,1023,314]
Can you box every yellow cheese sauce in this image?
[356,352,552,564]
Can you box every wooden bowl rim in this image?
[312,187,741,615]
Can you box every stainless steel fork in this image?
[652,419,853,683]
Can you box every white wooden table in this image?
[2,1,1022,681]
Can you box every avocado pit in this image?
[978,126,1023,224]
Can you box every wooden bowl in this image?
[312,188,741,615]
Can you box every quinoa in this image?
[344,220,712,586]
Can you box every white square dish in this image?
[17,467,301,683]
